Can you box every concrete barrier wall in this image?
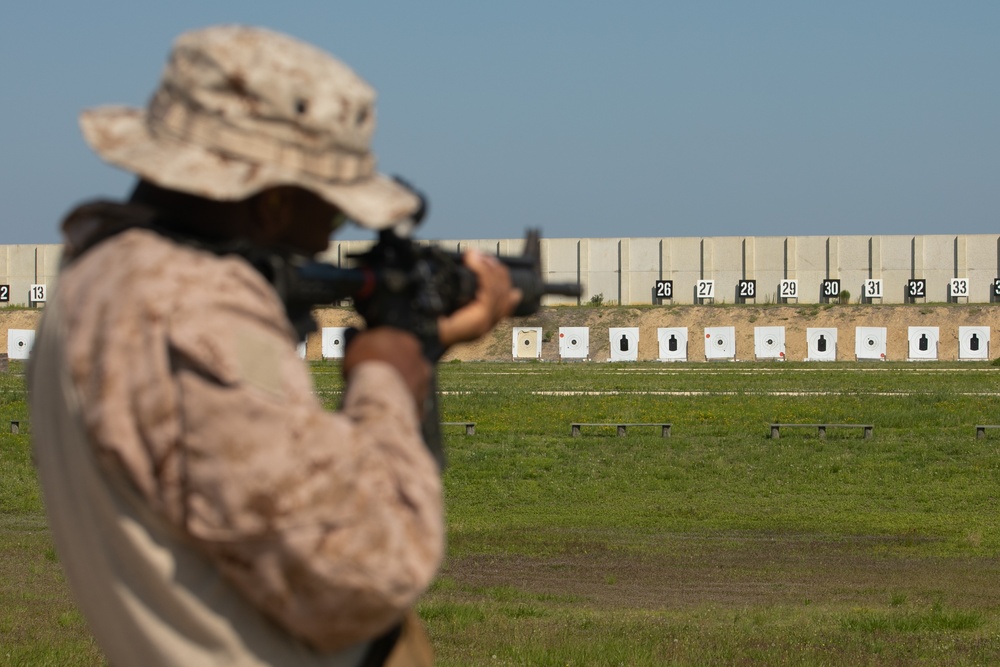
[4,235,999,306]
[418,233,1000,305]
[0,245,63,307]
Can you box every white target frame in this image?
[512,328,542,359]
[704,326,736,360]
[609,328,639,362]
[7,329,35,360]
[657,327,688,361]
[855,327,887,361]
[321,327,349,359]
[296,342,307,360]
[958,326,990,360]
[907,326,939,361]
[806,328,837,361]
[754,326,786,360]
[558,327,589,359]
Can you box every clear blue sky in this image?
[2,1,998,244]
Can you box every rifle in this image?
[258,186,582,468]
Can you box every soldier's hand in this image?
[343,328,431,405]
[438,249,522,348]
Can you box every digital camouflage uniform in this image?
[29,26,439,667]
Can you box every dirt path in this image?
[443,532,1000,611]
[312,304,1000,362]
[7,304,1000,363]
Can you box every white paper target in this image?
[7,329,35,360]
[855,327,887,361]
[806,328,837,361]
[907,326,939,361]
[512,328,542,359]
[704,326,735,360]
[959,326,990,360]
[558,327,589,359]
[657,327,688,361]
[754,326,786,360]
[609,328,639,362]
[321,327,349,359]
[296,342,307,360]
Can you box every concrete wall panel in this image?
[879,235,912,303]
[965,235,999,303]
[622,238,657,305]
[663,237,703,304]
[8,234,1000,308]
[582,238,621,304]
[705,237,744,304]
[748,237,786,303]
[541,238,582,305]
[919,235,955,302]
[790,236,827,302]
[8,246,41,306]
[834,236,872,303]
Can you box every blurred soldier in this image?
[29,25,519,666]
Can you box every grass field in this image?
[5,360,1000,665]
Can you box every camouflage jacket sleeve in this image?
[60,229,444,651]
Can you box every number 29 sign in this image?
[779,279,798,300]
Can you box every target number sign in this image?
[907,279,926,299]
[737,279,756,300]
[821,279,840,300]
[863,279,883,299]
[29,284,46,303]
[0,285,8,302]
[992,278,1000,298]
[697,279,715,299]
[779,279,798,299]
[654,280,673,299]
[950,278,969,298]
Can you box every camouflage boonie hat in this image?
[79,25,420,229]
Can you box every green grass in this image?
[0,367,106,666]
[426,362,1000,665]
[7,361,1000,664]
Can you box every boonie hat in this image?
[79,25,420,229]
